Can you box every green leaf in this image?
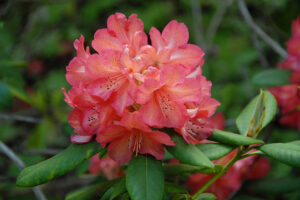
[65,181,114,200]
[166,134,214,168]
[209,129,264,146]
[126,155,164,200]
[165,182,188,194]
[0,82,12,109]
[289,140,300,146]
[100,187,113,200]
[163,164,222,175]
[252,69,291,86]
[259,143,300,167]
[236,91,277,136]
[197,143,235,160]
[110,178,126,200]
[194,193,217,200]
[17,142,102,187]
[7,83,31,104]
[249,178,300,194]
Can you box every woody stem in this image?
[192,147,244,199]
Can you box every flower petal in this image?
[107,134,132,164]
[66,58,89,87]
[148,131,175,146]
[92,29,123,53]
[97,125,128,150]
[107,12,128,43]
[168,44,204,69]
[70,135,93,143]
[139,136,165,160]
[162,20,189,49]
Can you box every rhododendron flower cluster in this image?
[269,16,300,130]
[185,114,270,200]
[63,13,219,164]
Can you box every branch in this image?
[206,0,234,48]
[0,113,43,123]
[190,0,205,48]
[237,0,287,58]
[0,141,47,200]
[251,32,270,68]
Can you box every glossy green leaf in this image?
[289,140,300,146]
[5,82,31,104]
[100,187,113,200]
[252,69,291,86]
[172,194,191,200]
[165,182,188,194]
[236,91,277,136]
[249,178,300,194]
[194,193,217,200]
[163,164,222,175]
[197,143,235,160]
[246,90,266,137]
[0,82,12,109]
[110,178,126,200]
[166,134,214,168]
[17,142,102,187]
[126,155,164,200]
[209,129,264,146]
[259,143,300,167]
[65,181,114,200]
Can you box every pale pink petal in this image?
[74,35,90,59]
[66,58,89,87]
[196,97,221,118]
[68,109,85,135]
[138,45,158,66]
[86,54,120,80]
[156,91,188,128]
[162,20,189,49]
[63,87,99,109]
[87,76,125,101]
[71,135,93,143]
[131,31,148,52]
[62,88,75,108]
[180,119,214,144]
[139,97,165,128]
[150,27,165,52]
[136,78,160,104]
[110,83,135,115]
[120,112,151,132]
[92,29,123,53]
[168,44,204,69]
[127,14,144,41]
[165,78,202,102]
[107,13,128,43]
[81,107,101,133]
[160,65,187,86]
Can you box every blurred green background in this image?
[0,0,299,199]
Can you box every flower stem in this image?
[192,148,243,199]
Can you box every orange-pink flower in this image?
[63,12,219,164]
[139,20,204,73]
[97,112,175,164]
[269,16,300,131]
